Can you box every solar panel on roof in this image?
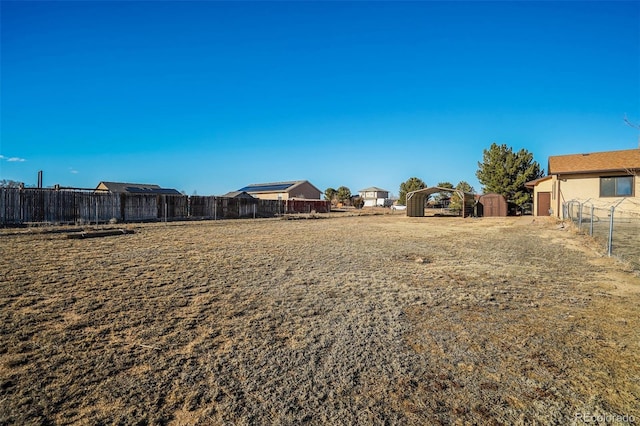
[124,186,181,195]
[125,187,150,193]
[238,183,293,192]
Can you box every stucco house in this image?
[358,187,391,207]
[527,148,640,218]
[237,180,322,200]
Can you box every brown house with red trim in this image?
[527,148,640,218]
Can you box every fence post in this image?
[590,204,594,236]
[578,202,583,230]
[608,206,615,257]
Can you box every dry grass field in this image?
[1,214,639,425]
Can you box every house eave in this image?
[553,167,639,176]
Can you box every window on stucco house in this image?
[600,176,634,197]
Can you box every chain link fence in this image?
[565,199,640,272]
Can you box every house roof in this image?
[221,191,255,199]
[548,148,640,174]
[96,181,181,195]
[359,186,388,193]
[238,180,319,194]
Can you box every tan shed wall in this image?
[252,192,290,201]
[288,181,322,199]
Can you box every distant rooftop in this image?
[359,186,389,192]
[221,191,255,199]
[96,181,181,195]
[238,180,305,193]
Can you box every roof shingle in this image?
[548,148,640,174]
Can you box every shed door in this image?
[484,196,501,216]
[485,197,495,216]
[537,192,551,216]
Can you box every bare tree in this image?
[0,179,24,188]
[624,113,640,149]
[624,113,640,130]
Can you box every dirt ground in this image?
[1,214,639,425]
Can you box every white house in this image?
[358,187,391,207]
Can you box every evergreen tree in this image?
[449,181,475,211]
[435,181,454,204]
[324,187,337,204]
[398,177,426,205]
[456,181,474,194]
[336,186,352,204]
[476,143,544,207]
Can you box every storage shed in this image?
[406,186,475,217]
[477,193,508,217]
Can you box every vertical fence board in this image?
[157,195,189,221]
[0,189,22,224]
[284,199,331,214]
[123,194,157,222]
[189,196,214,218]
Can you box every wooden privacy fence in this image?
[0,189,331,225]
[283,199,331,214]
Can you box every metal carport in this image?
[406,186,475,217]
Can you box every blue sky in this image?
[2,1,639,196]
